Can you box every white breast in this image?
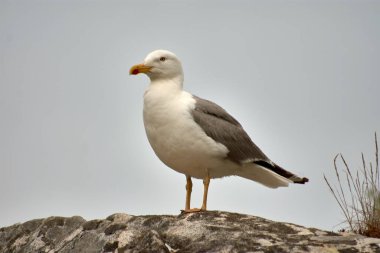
[143,81,234,179]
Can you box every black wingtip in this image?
[253,160,309,184]
[294,177,309,184]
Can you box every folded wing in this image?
[191,96,308,188]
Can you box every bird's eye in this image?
[159,57,166,62]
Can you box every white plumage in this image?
[130,49,308,212]
[144,80,231,179]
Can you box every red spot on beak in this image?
[132,69,139,75]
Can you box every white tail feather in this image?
[236,164,292,188]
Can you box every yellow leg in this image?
[200,175,211,211]
[182,176,200,213]
[181,174,211,213]
[185,176,192,210]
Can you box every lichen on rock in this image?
[1,211,379,253]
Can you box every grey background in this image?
[1,0,379,231]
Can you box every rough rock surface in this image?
[1,211,379,253]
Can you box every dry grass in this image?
[324,133,380,238]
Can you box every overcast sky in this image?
[1,0,379,231]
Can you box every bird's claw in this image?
[180,208,205,214]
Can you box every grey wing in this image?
[192,96,309,184]
[191,95,269,164]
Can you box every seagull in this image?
[130,50,309,212]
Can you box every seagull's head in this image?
[130,50,184,82]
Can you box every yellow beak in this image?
[129,63,152,75]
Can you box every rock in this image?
[0,211,379,253]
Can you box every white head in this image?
[130,50,184,84]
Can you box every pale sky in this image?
[1,0,379,231]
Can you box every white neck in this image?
[148,75,184,93]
